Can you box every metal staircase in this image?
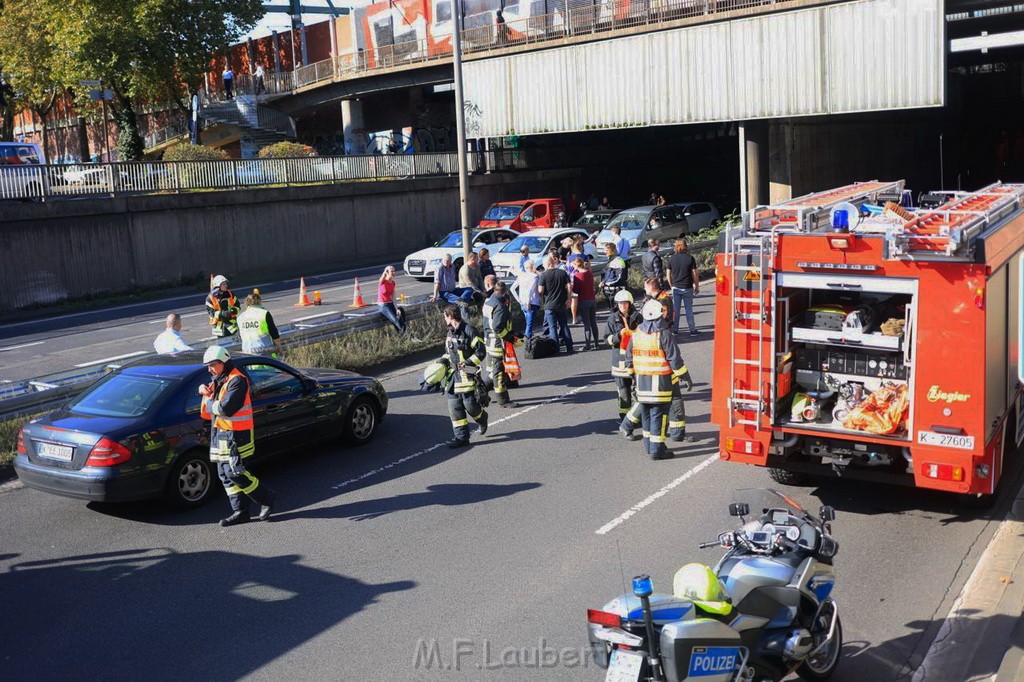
[199,95,297,148]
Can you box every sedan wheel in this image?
[164,452,213,509]
[344,397,379,445]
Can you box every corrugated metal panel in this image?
[464,0,944,138]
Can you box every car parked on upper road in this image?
[489,227,590,278]
[13,352,388,509]
[0,141,47,201]
[572,208,620,232]
[404,228,519,280]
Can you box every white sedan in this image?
[489,227,592,278]
[403,228,518,280]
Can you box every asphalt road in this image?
[0,295,1010,681]
[0,261,440,384]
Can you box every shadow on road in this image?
[0,548,415,679]
[271,482,542,522]
[839,610,1022,681]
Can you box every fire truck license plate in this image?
[918,431,975,450]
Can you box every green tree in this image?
[40,0,263,160]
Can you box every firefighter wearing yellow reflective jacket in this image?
[482,280,521,409]
[237,290,284,358]
[441,304,489,448]
[625,300,693,459]
[199,346,274,526]
[606,290,642,420]
[206,275,240,338]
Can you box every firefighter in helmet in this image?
[606,289,642,421]
[482,280,521,408]
[198,346,274,526]
[625,299,693,459]
[440,304,489,448]
[206,275,240,338]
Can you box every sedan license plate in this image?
[605,649,644,682]
[918,430,975,450]
[35,441,74,461]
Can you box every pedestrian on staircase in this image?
[222,65,235,100]
[254,64,266,96]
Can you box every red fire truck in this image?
[710,181,1024,500]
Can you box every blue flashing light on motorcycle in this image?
[633,575,654,598]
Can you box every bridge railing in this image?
[0,150,519,202]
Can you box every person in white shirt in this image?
[154,313,193,354]
[512,260,541,337]
[254,64,266,96]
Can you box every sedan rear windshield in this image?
[484,205,524,221]
[607,211,648,231]
[501,235,548,254]
[69,374,175,417]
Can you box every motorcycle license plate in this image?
[605,649,644,682]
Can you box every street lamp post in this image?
[452,0,473,266]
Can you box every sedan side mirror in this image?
[728,502,749,517]
[819,505,836,522]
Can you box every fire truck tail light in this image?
[716,274,727,295]
[725,438,762,456]
[922,462,965,482]
[974,287,985,310]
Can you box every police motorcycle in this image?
[585,489,841,682]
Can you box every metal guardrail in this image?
[0,150,500,201]
[0,239,720,423]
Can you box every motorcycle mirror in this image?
[819,505,836,522]
[728,502,749,517]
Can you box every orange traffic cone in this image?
[348,277,367,308]
[209,273,215,291]
[294,277,313,307]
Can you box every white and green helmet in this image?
[422,358,450,386]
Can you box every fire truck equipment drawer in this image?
[777,272,917,295]
[794,347,908,380]
[790,326,902,351]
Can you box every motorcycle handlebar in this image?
[698,540,720,549]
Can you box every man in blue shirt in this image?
[610,225,631,259]
[431,254,474,306]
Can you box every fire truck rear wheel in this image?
[767,467,810,487]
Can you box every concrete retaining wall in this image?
[0,170,577,311]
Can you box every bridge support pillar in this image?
[739,121,769,211]
[342,99,365,154]
[769,121,793,203]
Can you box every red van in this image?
[478,198,565,233]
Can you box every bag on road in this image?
[524,335,558,360]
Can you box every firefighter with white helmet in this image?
[198,345,274,526]
[606,289,642,421]
[206,275,240,338]
[624,299,693,459]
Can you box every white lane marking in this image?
[293,311,340,323]
[329,383,594,491]
[73,350,148,367]
[0,341,45,352]
[595,453,719,535]
[148,311,206,324]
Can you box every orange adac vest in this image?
[200,368,254,431]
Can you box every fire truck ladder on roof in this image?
[885,182,1024,260]
[726,232,775,429]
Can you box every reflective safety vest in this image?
[207,291,239,336]
[632,329,673,403]
[200,368,255,460]
[611,328,634,378]
[238,306,274,354]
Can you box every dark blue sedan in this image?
[14,352,388,508]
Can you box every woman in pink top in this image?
[377,266,406,333]
[572,259,599,350]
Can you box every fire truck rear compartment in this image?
[772,276,916,463]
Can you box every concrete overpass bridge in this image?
[160,0,1024,205]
